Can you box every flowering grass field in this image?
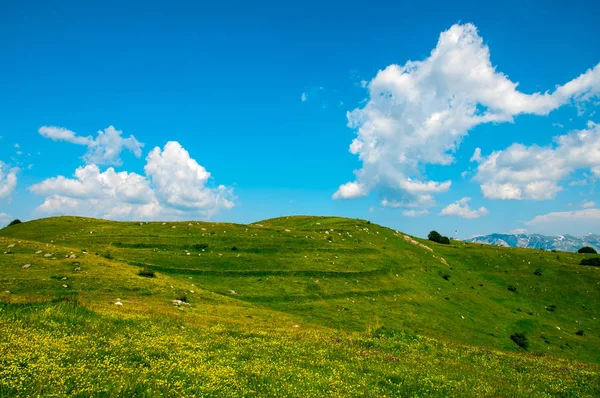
[1,216,599,396]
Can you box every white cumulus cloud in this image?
[473,121,600,200]
[39,125,143,166]
[332,181,368,199]
[440,197,488,219]
[0,161,19,201]
[335,23,600,208]
[145,142,235,212]
[29,142,234,220]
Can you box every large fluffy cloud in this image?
[29,141,234,220]
[39,125,143,165]
[0,161,18,201]
[473,121,600,200]
[440,197,488,219]
[334,23,600,208]
[145,142,234,212]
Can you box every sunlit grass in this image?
[0,216,599,396]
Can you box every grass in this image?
[0,215,599,396]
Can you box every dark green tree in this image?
[578,246,597,254]
[428,230,442,243]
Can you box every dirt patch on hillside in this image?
[402,235,433,252]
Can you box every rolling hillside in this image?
[1,216,599,396]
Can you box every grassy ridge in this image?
[1,216,599,396]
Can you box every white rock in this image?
[115,301,123,306]
[22,264,31,269]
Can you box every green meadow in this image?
[1,216,599,396]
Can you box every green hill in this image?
[1,216,599,396]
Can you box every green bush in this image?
[176,294,188,303]
[510,332,528,350]
[138,269,156,278]
[577,246,597,254]
[428,231,442,242]
[193,243,209,250]
[7,219,22,227]
[507,285,517,292]
[428,231,450,244]
[575,329,585,336]
[102,252,113,260]
[580,257,600,267]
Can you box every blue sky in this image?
[1,0,599,238]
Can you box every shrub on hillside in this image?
[138,269,156,278]
[428,231,442,242]
[193,243,209,250]
[510,332,529,350]
[7,219,21,227]
[428,231,450,245]
[577,246,597,254]
[580,257,600,267]
[176,294,188,303]
[507,285,517,292]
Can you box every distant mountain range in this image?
[464,233,600,253]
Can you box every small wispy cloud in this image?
[583,200,596,209]
[402,209,429,217]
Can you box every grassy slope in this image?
[0,216,599,396]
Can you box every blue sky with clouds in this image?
[1,0,599,238]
